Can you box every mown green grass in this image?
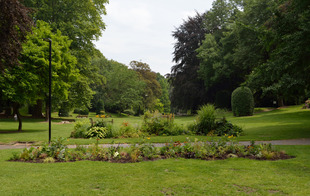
[0,145,309,195]
[0,105,309,144]
[228,105,310,141]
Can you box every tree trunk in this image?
[278,98,284,107]
[32,99,44,118]
[13,103,22,132]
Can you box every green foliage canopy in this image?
[1,20,78,106]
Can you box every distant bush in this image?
[73,108,89,115]
[231,87,254,117]
[123,109,135,116]
[141,111,184,136]
[73,109,80,114]
[58,108,69,117]
[79,108,89,115]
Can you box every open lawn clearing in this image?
[0,145,309,195]
[0,105,309,144]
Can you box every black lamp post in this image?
[44,38,52,143]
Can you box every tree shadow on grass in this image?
[0,118,46,123]
[0,129,46,134]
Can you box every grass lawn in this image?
[228,105,310,141]
[0,145,309,195]
[0,105,309,144]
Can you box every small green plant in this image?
[139,143,160,159]
[215,117,244,136]
[129,145,142,162]
[70,119,91,138]
[195,104,217,134]
[43,157,55,163]
[86,127,107,139]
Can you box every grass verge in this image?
[0,105,309,144]
[0,145,309,195]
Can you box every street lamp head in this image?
[43,38,52,42]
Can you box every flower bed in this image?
[9,137,293,163]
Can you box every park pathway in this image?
[0,138,310,150]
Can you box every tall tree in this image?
[103,60,145,113]
[130,61,162,111]
[247,0,310,105]
[169,12,208,112]
[156,73,171,113]
[22,0,108,113]
[196,0,245,107]
[0,0,33,71]
[0,20,78,131]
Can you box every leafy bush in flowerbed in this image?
[141,111,187,136]
[70,119,144,139]
[188,104,244,137]
[9,137,293,163]
[118,122,146,138]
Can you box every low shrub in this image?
[119,122,144,138]
[10,137,69,162]
[141,111,184,136]
[188,105,243,137]
[215,118,244,137]
[195,104,217,135]
[70,119,91,138]
[70,119,116,139]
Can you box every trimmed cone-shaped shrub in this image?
[231,87,254,117]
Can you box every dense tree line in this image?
[170,0,310,111]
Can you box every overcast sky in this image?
[94,0,214,76]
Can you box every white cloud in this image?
[107,2,152,32]
[95,0,214,75]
